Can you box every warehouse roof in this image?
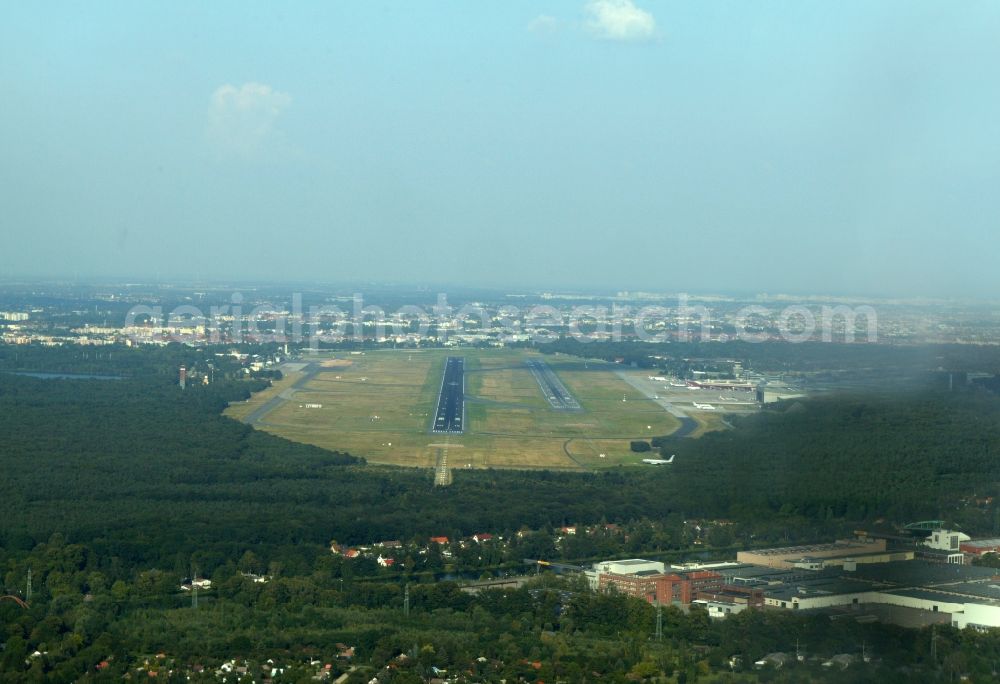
[935,582,1000,602]
[765,578,872,601]
[881,588,970,604]
[848,560,997,587]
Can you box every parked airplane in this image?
[641,455,675,465]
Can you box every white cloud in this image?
[207,82,292,158]
[527,14,559,34]
[585,0,656,42]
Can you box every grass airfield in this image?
[226,349,706,469]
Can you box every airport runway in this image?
[431,356,465,434]
[244,362,320,426]
[526,359,582,411]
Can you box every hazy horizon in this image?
[3,2,999,298]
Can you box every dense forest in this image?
[540,338,1000,376]
[3,345,1000,567]
[665,393,1000,531]
[4,343,1000,680]
[0,342,283,380]
[0,371,359,566]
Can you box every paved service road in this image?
[431,356,465,434]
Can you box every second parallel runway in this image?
[526,359,581,411]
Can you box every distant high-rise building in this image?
[179,365,187,390]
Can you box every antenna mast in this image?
[191,564,199,609]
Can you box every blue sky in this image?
[2,1,999,296]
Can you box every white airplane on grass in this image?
[641,455,675,465]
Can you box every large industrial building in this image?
[581,532,1000,629]
[587,558,726,605]
[736,538,888,569]
[754,560,1000,629]
[693,585,765,619]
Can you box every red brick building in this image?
[597,569,723,605]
